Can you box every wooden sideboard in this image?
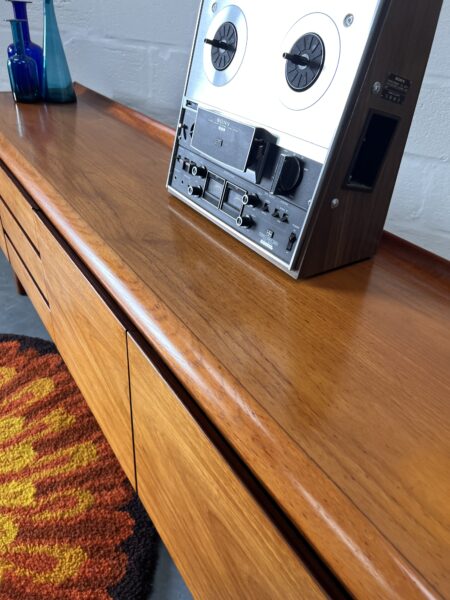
[0,85,448,600]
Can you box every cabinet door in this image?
[129,335,326,600]
[6,235,53,339]
[37,216,135,488]
[0,165,40,249]
[0,198,47,296]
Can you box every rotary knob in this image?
[191,165,207,178]
[188,185,203,198]
[242,193,260,207]
[236,215,254,229]
[272,155,304,196]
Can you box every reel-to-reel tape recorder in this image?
[167,0,443,278]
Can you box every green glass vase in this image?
[42,0,76,103]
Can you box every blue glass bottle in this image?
[7,19,40,103]
[7,1,44,91]
[42,0,76,103]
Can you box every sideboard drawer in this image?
[0,165,40,250]
[6,235,53,338]
[128,335,327,600]
[0,198,47,296]
[37,216,136,488]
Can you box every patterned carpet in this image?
[0,335,158,600]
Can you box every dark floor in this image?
[0,252,192,600]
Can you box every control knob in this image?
[188,185,203,198]
[236,215,254,229]
[272,155,304,195]
[242,193,260,207]
[191,165,207,178]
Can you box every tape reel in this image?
[279,13,341,111]
[203,5,248,87]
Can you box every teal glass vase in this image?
[7,19,40,103]
[42,0,76,103]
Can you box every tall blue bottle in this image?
[7,19,40,103]
[7,1,43,91]
[43,0,76,103]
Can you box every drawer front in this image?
[128,336,326,600]
[37,217,136,488]
[0,198,47,296]
[0,214,7,258]
[0,166,39,250]
[6,236,53,339]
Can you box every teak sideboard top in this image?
[0,85,448,600]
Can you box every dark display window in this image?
[346,112,399,191]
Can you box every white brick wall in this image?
[1,0,449,258]
[0,0,200,124]
[387,2,450,258]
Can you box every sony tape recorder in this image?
[167,0,442,278]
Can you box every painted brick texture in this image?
[0,0,448,258]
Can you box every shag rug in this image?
[0,335,158,600]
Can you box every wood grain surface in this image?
[37,215,136,488]
[0,198,47,296]
[0,88,448,599]
[129,335,328,600]
[5,235,53,338]
[75,84,175,149]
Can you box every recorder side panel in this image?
[298,0,444,278]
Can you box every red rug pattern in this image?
[0,335,157,600]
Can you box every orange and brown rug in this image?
[0,335,158,600]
